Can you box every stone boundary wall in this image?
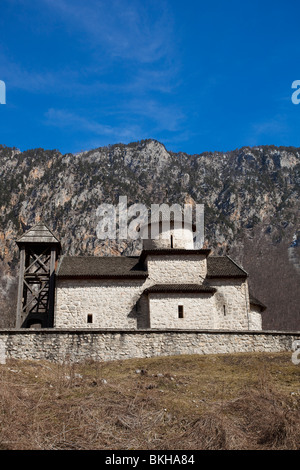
[0,329,300,364]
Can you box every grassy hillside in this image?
[0,352,299,450]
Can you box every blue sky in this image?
[1,0,300,155]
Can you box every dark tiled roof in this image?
[56,253,247,280]
[249,294,267,311]
[56,255,147,279]
[206,255,248,278]
[144,283,216,294]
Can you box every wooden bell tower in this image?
[16,223,61,328]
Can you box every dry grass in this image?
[0,352,299,450]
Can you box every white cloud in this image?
[39,0,174,64]
[44,96,186,146]
[245,114,289,146]
[2,1,187,151]
[251,115,288,138]
[124,99,185,132]
[0,1,179,100]
[44,108,142,141]
[0,49,101,96]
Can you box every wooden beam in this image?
[16,247,26,328]
[48,246,57,327]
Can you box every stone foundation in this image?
[0,329,299,364]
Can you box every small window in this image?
[223,305,226,316]
[178,305,184,318]
[87,314,93,324]
[170,234,174,248]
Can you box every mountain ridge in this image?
[0,140,299,330]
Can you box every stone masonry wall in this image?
[54,256,260,331]
[210,279,250,330]
[55,255,209,329]
[0,329,299,364]
[55,279,146,328]
[146,254,207,284]
[249,306,263,330]
[149,293,216,329]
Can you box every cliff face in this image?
[0,140,299,329]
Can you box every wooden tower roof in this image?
[16,223,60,246]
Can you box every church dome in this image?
[140,204,195,250]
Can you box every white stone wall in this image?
[1,329,299,364]
[55,279,146,329]
[55,254,210,329]
[54,255,262,332]
[146,254,207,284]
[249,306,263,330]
[149,293,216,329]
[209,279,253,330]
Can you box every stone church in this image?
[16,212,266,331]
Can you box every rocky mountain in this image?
[0,140,299,330]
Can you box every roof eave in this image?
[206,274,248,279]
[144,284,217,294]
[139,248,211,263]
[56,274,148,280]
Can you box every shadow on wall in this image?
[128,293,150,329]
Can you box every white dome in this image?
[140,206,195,250]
